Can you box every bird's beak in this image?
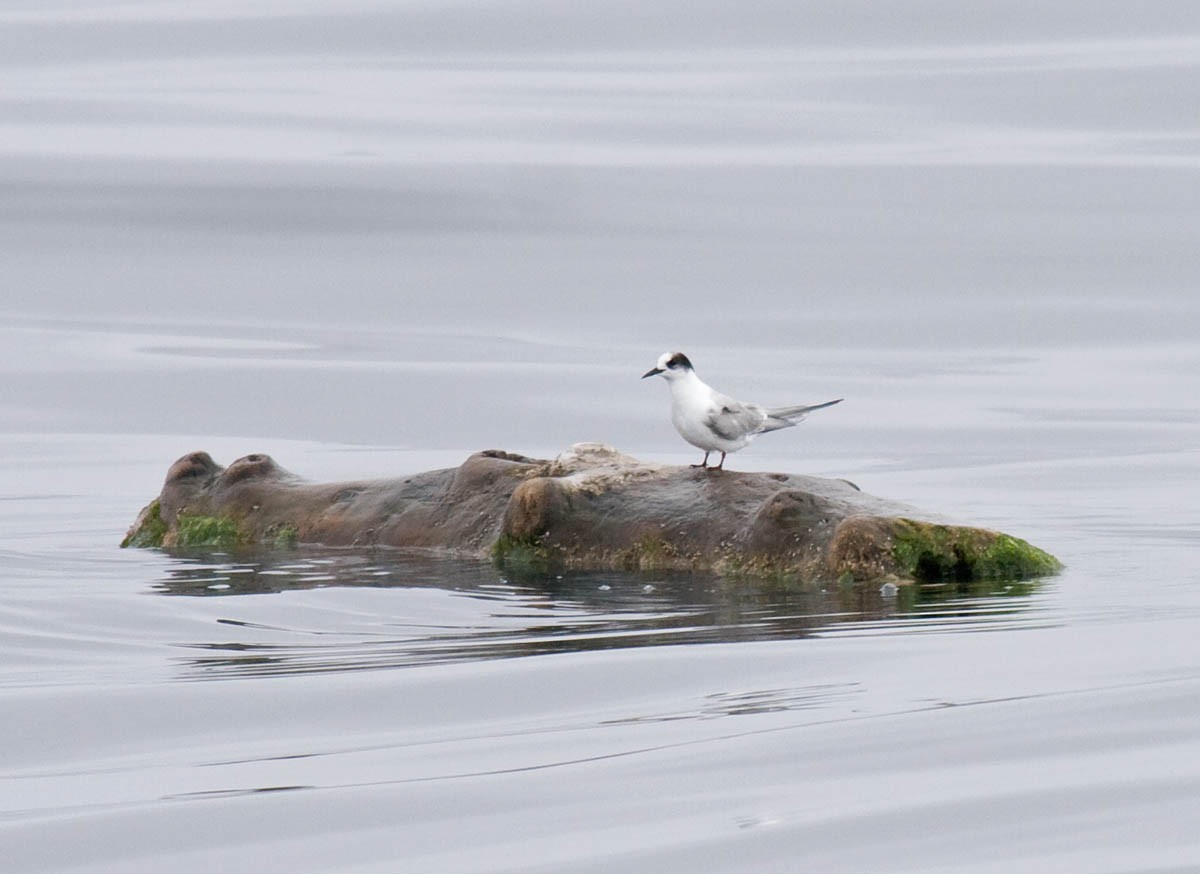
[641,367,663,379]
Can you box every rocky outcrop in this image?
[122,443,1061,585]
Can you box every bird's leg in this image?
[712,451,727,471]
[690,451,710,469]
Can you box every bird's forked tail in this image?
[760,398,843,432]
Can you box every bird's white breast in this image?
[667,375,751,452]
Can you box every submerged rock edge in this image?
[122,444,1062,586]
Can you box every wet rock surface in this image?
[123,443,1061,585]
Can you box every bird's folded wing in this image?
[704,397,766,440]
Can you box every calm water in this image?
[3,3,1200,872]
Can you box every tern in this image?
[642,351,842,471]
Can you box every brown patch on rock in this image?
[826,516,902,581]
[745,490,839,556]
[165,451,222,484]
[220,453,290,486]
[502,477,572,542]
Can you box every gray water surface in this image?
[3,2,1200,871]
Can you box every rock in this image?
[122,443,1062,585]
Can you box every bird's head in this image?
[642,351,694,381]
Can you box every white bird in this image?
[642,351,842,471]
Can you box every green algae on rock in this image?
[491,533,556,575]
[825,515,1063,584]
[266,522,300,549]
[890,519,1063,583]
[172,514,244,549]
[120,499,168,549]
[121,506,247,551]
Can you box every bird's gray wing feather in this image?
[704,395,767,441]
[766,399,843,421]
[759,398,843,433]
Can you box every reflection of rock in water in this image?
[155,548,501,598]
[125,443,1060,586]
[158,546,1049,681]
